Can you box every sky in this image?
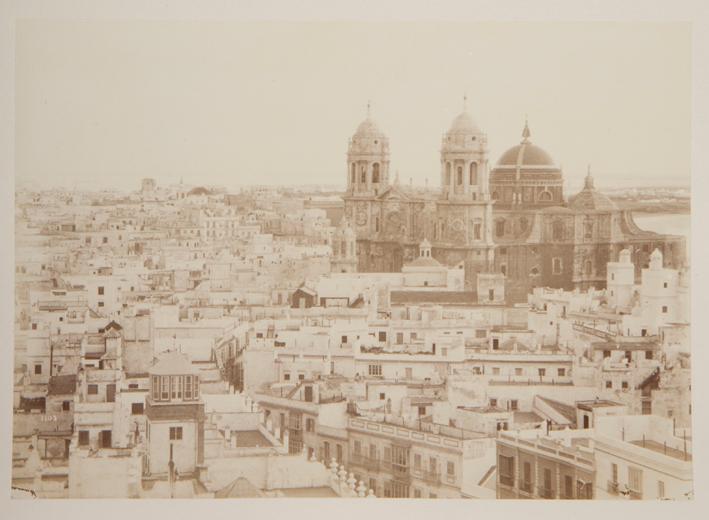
[15,20,691,193]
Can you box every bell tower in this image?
[346,102,391,197]
[439,95,489,201]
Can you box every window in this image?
[606,381,613,389]
[658,481,665,499]
[184,376,193,399]
[379,393,385,400]
[642,400,652,415]
[418,406,426,416]
[622,381,629,390]
[474,222,481,240]
[88,384,98,395]
[62,400,71,411]
[372,163,380,183]
[378,331,386,342]
[354,440,362,455]
[456,167,463,185]
[500,264,507,276]
[368,364,382,376]
[31,323,37,330]
[169,427,183,441]
[98,301,104,307]
[414,453,422,470]
[161,376,169,400]
[552,257,562,275]
[496,219,505,237]
[476,329,486,338]
[509,399,518,411]
[131,403,144,415]
[79,430,89,446]
[663,282,668,288]
[306,418,315,432]
[489,398,498,407]
[628,467,643,497]
[100,430,112,448]
[492,367,500,375]
[447,461,455,476]
[469,162,478,184]
[34,364,42,375]
[489,288,495,301]
[341,335,347,344]
[284,372,290,381]
[662,306,668,314]
[515,368,523,376]
[396,332,404,344]
[298,373,305,381]
[558,368,566,377]
[98,286,104,295]
[538,368,546,377]
[645,350,653,360]
[498,455,514,486]
[414,488,421,498]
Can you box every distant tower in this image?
[606,248,635,309]
[346,102,390,197]
[331,218,358,273]
[440,95,489,201]
[141,178,156,193]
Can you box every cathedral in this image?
[341,102,687,303]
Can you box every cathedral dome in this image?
[497,143,556,168]
[495,121,558,169]
[568,171,618,211]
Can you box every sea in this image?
[633,212,691,257]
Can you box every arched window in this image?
[375,217,380,233]
[539,190,552,202]
[351,163,356,183]
[361,166,367,183]
[585,260,592,275]
[552,220,564,241]
[492,191,499,200]
[372,163,380,183]
[469,162,478,185]
[457,166,463,185]
[445,162,452,185]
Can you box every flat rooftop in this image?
[277,487,339,498]
[234,430,273,448]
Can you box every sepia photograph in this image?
[1,1,707,515]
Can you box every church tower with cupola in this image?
[346,103,390,197]
[439,96,490,202]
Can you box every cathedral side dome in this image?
[568,169,618,211]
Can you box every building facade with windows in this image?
[342,104,686,303]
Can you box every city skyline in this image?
[16,21,691,191]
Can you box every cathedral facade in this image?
[341,105,687,302]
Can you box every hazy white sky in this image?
[15,20,691,192]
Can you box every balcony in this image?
[350,454,380,471]
[392,464,411,484]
